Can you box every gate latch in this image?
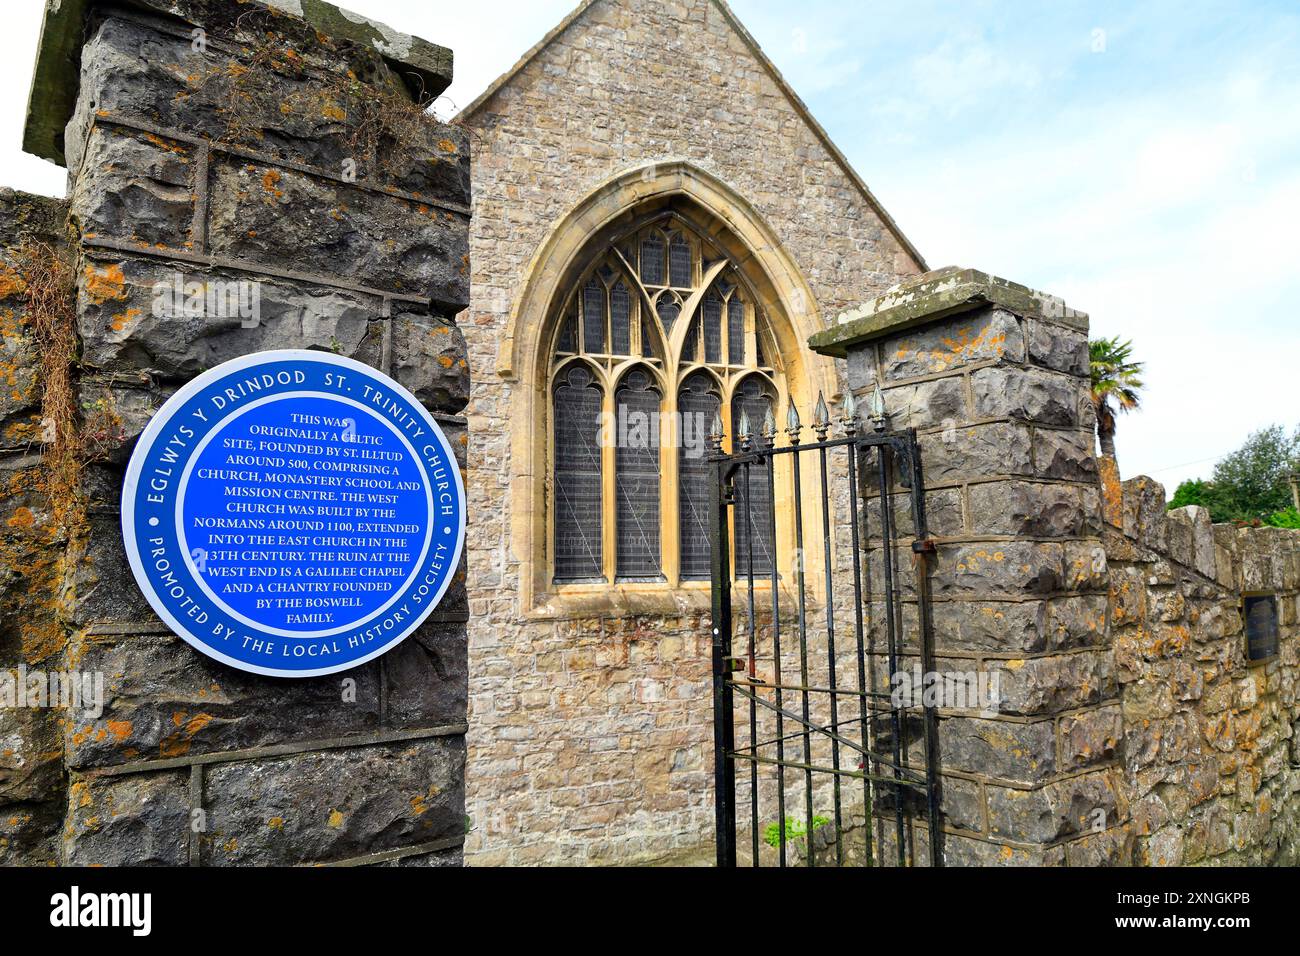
[726,657,746,672]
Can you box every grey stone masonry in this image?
[3,0,470,866]
[811,266,1128,865]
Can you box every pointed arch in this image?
[512,161,832,611]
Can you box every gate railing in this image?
[710,387,943,867]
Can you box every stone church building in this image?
[457,0,928,865]
[1,0,1295,868]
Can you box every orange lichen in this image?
[83,263,128,304]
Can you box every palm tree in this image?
[1089,336,1144,460]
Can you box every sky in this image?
[3,0,1297,491]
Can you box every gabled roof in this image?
[457,0,927,271]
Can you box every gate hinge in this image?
[726,657,746,672]
[912,538,936,554]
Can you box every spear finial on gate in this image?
[785,401,802,446]
[761,406,776,447]
[868,382,887,433]
[840,389,859,437]
[813,391,830,440]
[738,408,752,452]
[709,409,725,452]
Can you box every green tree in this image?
[1089,337,1144,461]
[1169,425,1299,523]
[1211,424,1298,521]
[1170,478,1222,513]
[1266,507,1300,529]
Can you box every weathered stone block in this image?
[930,599,1046,654]
[930,542,1063,597]
[940,830,1062,866]
[878,375,967,430]
[201,737,464,865]
[1062,540,1109,592]
[67,15,465,204]
[938,716,1056,784]
[77,379,175,469]
[941,775,985,833]
[0,800,60,865]
[62,770,190,865]
[988,650,1115,716]
[383,620,468,728]
[208,160,468,307]
[987,771,1119,843]
[78,254,385,380]
[0,707,62,802]
[64,631,383,769]
[71,125,196,250]
[1026,318,1088,376]
[972,366,1081,427]
[967,480,1089,538]
[1058,703,1122,771]
[1032,427,1097,481]
[65,513,159,629]
[877,307,1024,381]
[863,486,963,538]
[1045,593,1108,649]
[1065,824,1135,865]
[391,311,469,413]
[919,421,1034,483]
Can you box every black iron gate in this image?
[709,388,942,867]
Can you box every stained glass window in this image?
[610,281,631,355]
[640,233,664,286]
[582,279,606,354]
[557,311,576,353]
[553,365,604,580]
[657,294,680,335]
[669,234,691,287]
[678,373,719,580]
[732,376,775,577]
[615,370,661,578]
[703,290,723,364]
[727,295,745,365]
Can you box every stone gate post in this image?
[16,0,471,865]
[810,267,1129,865]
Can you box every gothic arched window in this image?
[547,213,782,587]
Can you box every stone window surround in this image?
[499,161,839,619]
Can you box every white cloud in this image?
[908,31,1041,118]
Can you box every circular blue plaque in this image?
[121,350,466,677]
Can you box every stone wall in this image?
[813,266,1300,866]
[2,0,471,866]
[1105,479,1300,865]
[0,188,73,864]
[460,0,924,866]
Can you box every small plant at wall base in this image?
[1089,336,1144,462]
[763,814,829,849]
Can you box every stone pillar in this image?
[810,267,1129,865]
[20,0,470,865]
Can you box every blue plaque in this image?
[121,350,466,677]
